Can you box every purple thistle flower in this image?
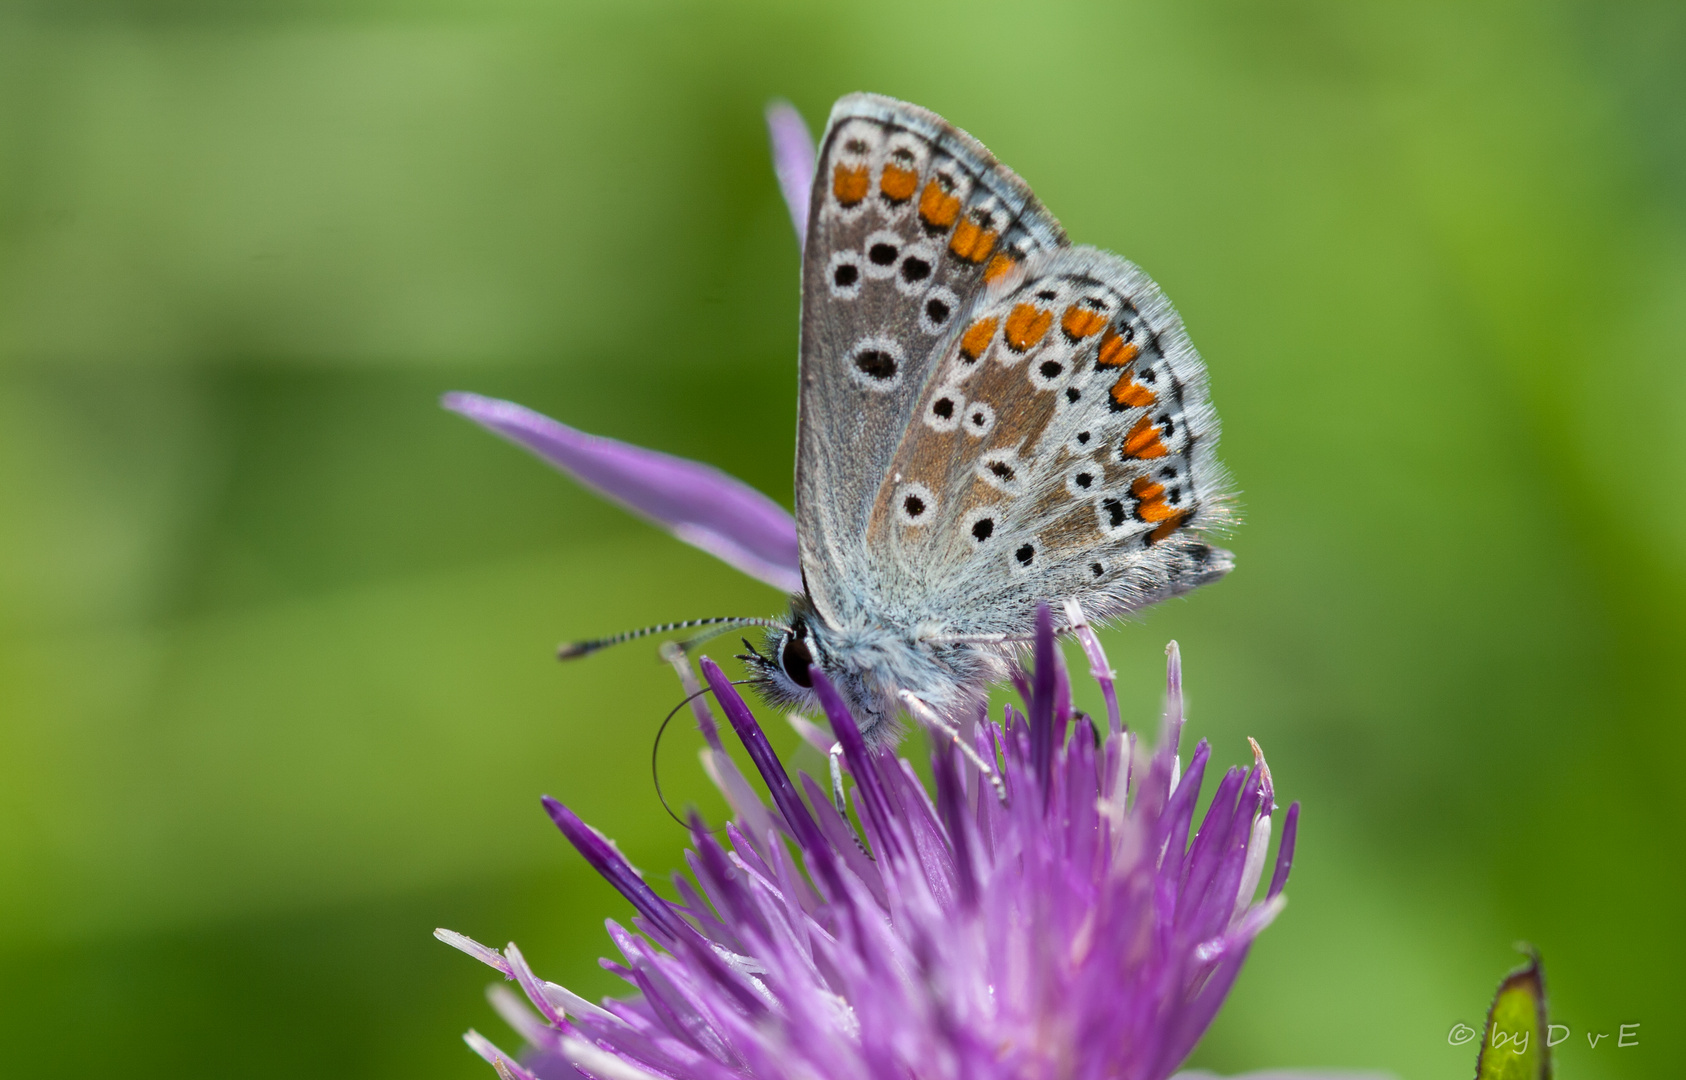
[438,611,1321,1080]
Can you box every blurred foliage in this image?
[1474,953,1550,1080]
[1,1,1682,1077]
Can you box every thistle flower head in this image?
[439,607,1300,1080]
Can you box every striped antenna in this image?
[557,616,783,661]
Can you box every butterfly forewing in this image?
[865,245,1233,634]
[796,94,1068,626]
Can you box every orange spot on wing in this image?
[1095,327,1140,368]
[1130,475,1188,542]
[1061,306,1107,340]
[960,317,998,361]
[949,218,998,263]
[919,180,961,228]
[880,163,918,203]
[1004,303,1053,352]
[1130,476,1166,500]
[1147,514,1187,544]
[984,253,1017,283]
[833,164,869,206]
[1122,415,1168,459]
[1129,476,1176,522]
[1109,374,1156,409]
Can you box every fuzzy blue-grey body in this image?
[745,593,1007,745]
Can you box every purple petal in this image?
[503,942,567,1027]
[1172,1073,1397,1080]
[764,101,815,246]
[1029,604,1057,796]
[798,772,889,906]
[434,928,515,977]
[1064,597,1122,733]
[698,658,843,896]
[1164,639,1186,753]
[664,647,725,753]
[463,1030,540,1080]
[443,393,801,593]
[1161,740,1211,875]
[931,741,977,908]
[811,667,903,862]
[542,796,692,946]
[1267,800,1301,899]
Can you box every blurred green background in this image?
[2,1,1681,1077]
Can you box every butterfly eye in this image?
[780,631,815,689]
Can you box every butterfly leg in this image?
[1062,598,1122,734]
[898,691,1007,804]
[828,742,848,817]
[826,742,875,858]
[923,632,1041,646]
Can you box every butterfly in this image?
[447,94,1232,746]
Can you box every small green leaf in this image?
[1475,948,1552,1080]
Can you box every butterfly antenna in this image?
[558,616,782,661]
[651,676,756,834]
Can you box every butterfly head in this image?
[739,594,919,745]
[738,594,1007,748]
[739,596,827,712]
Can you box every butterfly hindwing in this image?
[864,245,1233,634]
[748,93,1233,740]
[795,94,1068,626]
